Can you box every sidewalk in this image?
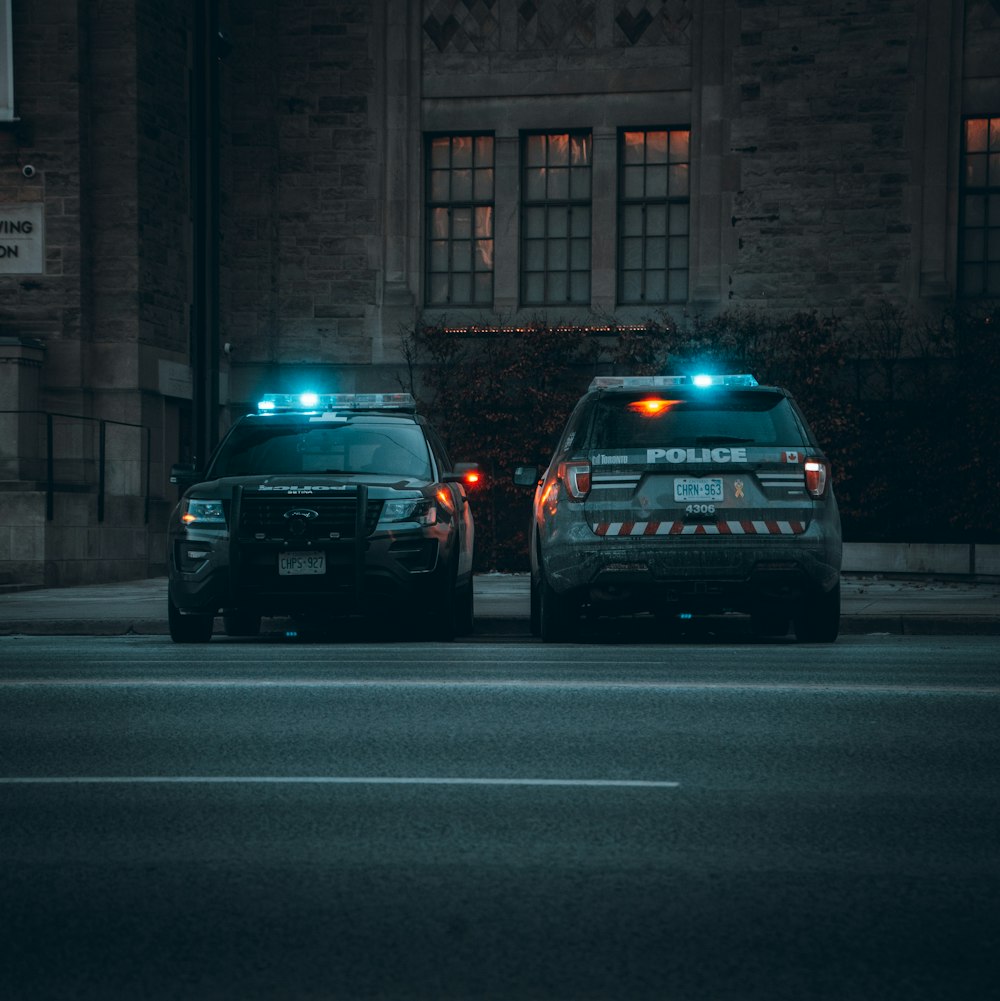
[0,574,998,637]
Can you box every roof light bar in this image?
[589,374,758,391]
[256,392,417,413]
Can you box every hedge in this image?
[401,305,1000,571]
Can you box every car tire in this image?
[529,573,541,637]
[793,582,841,643]
[223,608,261,637]
[751,608,790,638]
[455,578,474,636]
[539,575,577,643]
[422,552,458,641]
[168,595,214,643]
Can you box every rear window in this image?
[586,391,807,450]
[209,420,433,479]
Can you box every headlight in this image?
[378,498,437,526]
[181,498,226,527]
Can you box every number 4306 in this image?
[685,504,716,515]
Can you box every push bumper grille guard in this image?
[229,484,371,613]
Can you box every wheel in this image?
[455,578,474,636]
[751,608,790,638]
[422,551,459,641]
[529,572,541,637]
[794,582,840,643]
[223,608,261,637]
[168,595,214,643]
[539,574,578,643]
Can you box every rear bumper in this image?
[541,520,841,614]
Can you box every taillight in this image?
[804,458,829,498]
[558,460,591,500]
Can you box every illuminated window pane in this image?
[452,207,472,239]
[670,131,690,163]
[473,168,494,202]
[425,133,494,306]
[451,168,472,201]
[475,239,494,271]
[647,132,668,164]
[623,132,644,164]
[966,119,988,153]
[474,206,493,239]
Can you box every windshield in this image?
[587,391,806,449]
[208,420,433,479]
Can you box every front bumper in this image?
[169,526,451,618]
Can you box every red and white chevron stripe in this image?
[593,520,806,537]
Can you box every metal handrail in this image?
[0,410,152,523]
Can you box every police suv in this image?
[168,392,478,642]
[515,374,842,642]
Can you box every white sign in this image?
[0,204,44,275]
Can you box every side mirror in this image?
[513,465,540,487]
[170,463,203,487]
[445,462,482,488]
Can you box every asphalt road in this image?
[1,635,998,1001]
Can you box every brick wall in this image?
[727,0,923,310]
[223,0,380,401]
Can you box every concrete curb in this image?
[3,613,999,638]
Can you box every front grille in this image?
[237,495,383,542]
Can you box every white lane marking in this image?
[1,678,997,696]
[0,776,680,789]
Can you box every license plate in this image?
[674,478,724,503]
[278,552,326,576]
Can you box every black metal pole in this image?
[192,0,220,470]
[98,420,106,522]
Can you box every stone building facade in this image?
[0,0,997,586]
